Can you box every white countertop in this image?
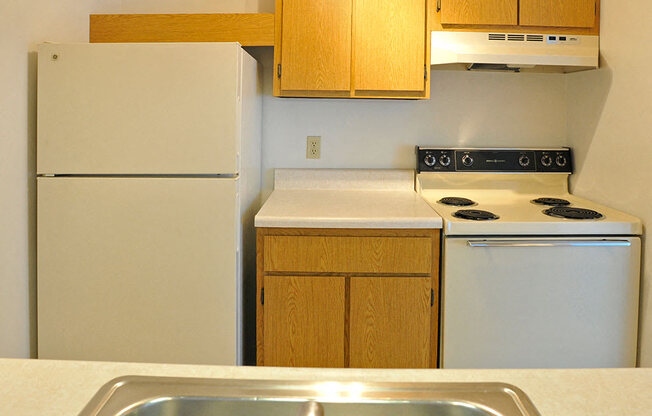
[2,358,652,416]
[255,169,442,229]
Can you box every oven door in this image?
[441,237,641,369]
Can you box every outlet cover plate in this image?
[306,136,321,159]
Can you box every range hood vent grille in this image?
[488,33,549,42]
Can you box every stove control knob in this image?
[439,154,452,167]
[462,154,474,167]
[518,155,531,167]
[556,154,568,167]
[541,154,553,167]
[424,154,436,167]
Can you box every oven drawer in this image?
[441,236,641,369]
[263,235,432,274]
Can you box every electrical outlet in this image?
[306,136,321,159]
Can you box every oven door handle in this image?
[467,239,632,247]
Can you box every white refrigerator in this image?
[36,43,261,365]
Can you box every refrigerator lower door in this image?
[37,177,239,365]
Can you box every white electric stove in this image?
[416,147,642,369]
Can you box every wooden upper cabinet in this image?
[520,0,597,28]
[277,0,352,92]
[440,0,518,26]
[263,275,346,367]
[274,0,430,98]
[349,277,432,368]
[354,0,427,92]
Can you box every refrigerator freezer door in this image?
[37,43,241,175]
[37,177,239,365]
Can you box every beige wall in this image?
[5,0,645,367]
[567,0,652,366]
[0,0,274,359]
[0,0,107,359]
[251,48,567,194]
[0,0,571,360]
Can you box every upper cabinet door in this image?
[354,0,427,92]
[440,0,518,25]
[278,0,352,91]
[520,0,596,28]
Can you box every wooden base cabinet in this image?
[256,228,440,368]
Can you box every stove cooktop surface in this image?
[415,148,642,236]
[417,182,640,236]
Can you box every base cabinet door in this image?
[262,275,346,367]
[350,276,433,368]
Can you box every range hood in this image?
[431,31,599,73]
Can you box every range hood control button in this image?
[424,154,437,167]
[439,154,452,167]
[462,154,474,167]
[518,155,531,167]
[556,155,568,167]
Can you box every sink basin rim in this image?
[78,376,541,416]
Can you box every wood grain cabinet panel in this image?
[354,0,427,92]
[257,228,440,368]
[520,0,597,28]
[440,0,518,26]
[277,0,352,92]
[350,276,432,368]
[263,275,346,367]
[274,0,430,98]
[263,235,432,274]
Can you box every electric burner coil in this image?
[453,209,500,221]
[543,207,604,220]
[438,197,476,207]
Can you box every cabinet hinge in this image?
[261,288,264,305]
[431,289,434,307]
[425,65,428,80]
[277,64,282,79]
[436,0,441,13]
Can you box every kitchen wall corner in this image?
[566,1,652,366]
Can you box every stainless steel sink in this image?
[78,376,541,416]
